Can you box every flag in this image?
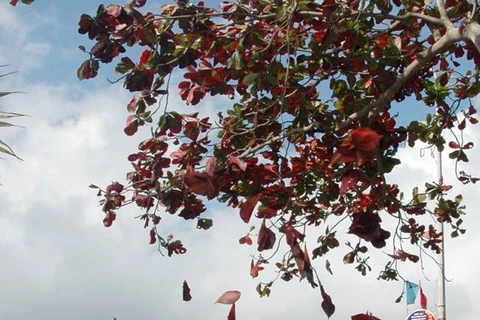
[405,281,419,305]
[419,285,427,309]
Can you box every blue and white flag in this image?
[405,281,419,305]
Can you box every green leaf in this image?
[449,150,460,159]
[455,194,463,204]
[242,73,258,86]
[197,218,213,230]
[0,141,22,160]
[0,121,15,127]
[116,57,136,75]
[228,51,244,70]
[0,111,26,119]
[0,91,22,97]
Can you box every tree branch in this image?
[386,12,445,26]
[436,0,455,29]
[338,27,466,131]
[463,21,480,53]
[238,121,319,158]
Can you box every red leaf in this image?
[448,141,459,149]
[9,0,19,6]
[139,49,153,66]
[105,4,122,17]
[184,170,218,200]
[351,314,381,320]
[132,0,147,7]
[167,240,187,257]
[320,284,335,318]
[229,155,247,171]
[340,170,369,195]
[183,280,192,301]
[257,206,277,219]
[239,235,253,245]
[438,72,449,86]
[77,59,98,80]
[325,260,333,275]
[124,115,138,136]
[348,212,390,248]
[127,96,140,113]
[239,194,261,223]
[257,219,276,251]
[250,259,264,278]
[227,303,236,320]
[215,290,241,304]
[206,157,216,177]
[103,217,113,227]
[282,223,305,246]
[334,127,382,165]
[149,228,156,245]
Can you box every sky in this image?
[0,1,479,320]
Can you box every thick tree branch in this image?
[463,21,480,53]
[436,0,455,29]
[386,12,445,25]
[338,27,465,131]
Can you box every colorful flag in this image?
[405,281,419,305]
[419,285,427,309]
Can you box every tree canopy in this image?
[77,0,480,318]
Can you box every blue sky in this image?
[0,1,480,320]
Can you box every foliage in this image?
[0,67,25,161]
[1,1,35,165]
[78,0,480,317]
[9,0,34,6]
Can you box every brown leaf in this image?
[326,260,333,275]
[238,235,253,245]
[239,194,261,223]
[127,96,140,113]
[257,219,276,251]
[339,170,369,195]
[250,259,264,278]
[124,115,138,136]
[215,290,241,304]
[320,284,335,318]
[206,157,216,177]
[256,206,277,219]
[282,222,305,246]
[105,4,122,17]
[229,155,247,171]
[351,313,381,320]
[184,170,218,199]
[227,303,236,320]
[149,228,156,245]
[333,127,382,165]
[183,280,192,301]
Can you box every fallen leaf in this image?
[227,303,236,320]
[320,284,335,318]
[183,280,192,301]
[215,290,241,305]
[326,259,333,275]
[351,313,381,320]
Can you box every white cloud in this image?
[1,84,478,319]
[0,3,52,73]
[1,3,479,319]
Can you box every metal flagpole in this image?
[436,145,446,320]
[431,67,446,320]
